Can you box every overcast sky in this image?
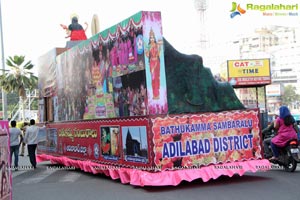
[1,0,299,74]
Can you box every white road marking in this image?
[12,170,29,178]
[17,169,57,185]
[58,171,81,183]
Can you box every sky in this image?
[1,0,300,74]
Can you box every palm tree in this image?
[0,55,38,120]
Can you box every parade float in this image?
[36,11,270,186]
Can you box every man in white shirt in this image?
[24,119,46,169]
[9,120,23,170]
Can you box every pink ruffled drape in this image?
[37,154,271,186]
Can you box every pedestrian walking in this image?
[9,120,23,170]
[24,119,46,169]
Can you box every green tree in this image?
[0,55,38,120]
[6,92,19,117]
[30,98,38,110]
[282,85,300,108]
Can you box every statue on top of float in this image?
[60,14,88,41]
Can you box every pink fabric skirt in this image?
[37,154,270,186]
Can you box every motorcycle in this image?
[266,138,300,172]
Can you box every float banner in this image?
[0,121,12,200]
[152,110,262,170]
[38,122,100,161]
[227,59,271,86]
[37,117,151,167]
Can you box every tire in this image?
[284,156,297,172]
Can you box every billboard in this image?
[227,59,271,87]
[266,84,284,97]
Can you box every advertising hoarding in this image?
[227,59,271,87]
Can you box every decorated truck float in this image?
[37,11,270,186]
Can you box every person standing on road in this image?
[19,121,29,156]
[24,119,46,169]
[9,120,23,171]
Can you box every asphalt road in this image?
[11,153,300,200]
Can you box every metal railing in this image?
[9,89,39,122]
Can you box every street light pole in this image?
[194,0,209,51]
[0,0,8,120]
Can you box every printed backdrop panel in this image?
[38,11,170,123]
[143,12,168,115]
